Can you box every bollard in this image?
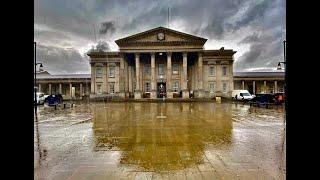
[54,105,57,110]
[64,104,66,109]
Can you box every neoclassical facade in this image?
[88,27,236,99]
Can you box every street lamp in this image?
[34,42,44,112]
[277,40,286,126]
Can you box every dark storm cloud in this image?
[99,21,116,35]
[34,0,285,73]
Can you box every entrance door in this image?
[157,82,166,98]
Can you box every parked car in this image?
[249,93,276,105]
[45,94,63,106]
[35,92,46,105]
[232,90,254,101]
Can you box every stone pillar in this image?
[151,52,156,99]
[242,81,245,90]
[128,66,132,95]
[80,83,83,96]
[48,84,52,95]
[134,53,141,99]
[91,65,95,94]
[197,52,204,98]
[274,81,277,93]
[166,52,173,98]
[119,55,125,98]
[182,52,189,98]
[253,81,256,95]
[59,84,62,94]
[125,58,129,98]
[38,84,41,93]
[69,83,72,99]
[264,81,267,93]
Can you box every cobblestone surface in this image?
[34,102,286,180]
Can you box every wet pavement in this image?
[34,102,286,180]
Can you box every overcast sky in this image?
[34,0,285,74]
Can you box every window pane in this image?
[109,67,115,77]
[109,83,115,94]
[158,64,164,75]
[172,64,179,75]
[210,67,215,76]
[223,83,227,92]
[172,81,179,92]
[222,66,227,76]
[96,67,102,77]
[144,82,150,92]
[210,83,215,93]
[144,65,150,75]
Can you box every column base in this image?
[182,90,189,99]
[134,90,142,99]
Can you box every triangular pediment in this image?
[115,27,207,46]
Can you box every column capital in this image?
[135,52,140,57]
[198,51,203,57]
[167,52,172,56]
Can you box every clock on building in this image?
[157,32,165,41]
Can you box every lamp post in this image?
[277,40,286,125]
[34,42,43,112]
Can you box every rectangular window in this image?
[96,67,102,78]
[209,66,215,76]
[144,65,151,76]
[210,83,215,93]
[158,64,165,75]
[97,84,102,94]
[172,64,179,75]
[222,66,227,76]
[172,81,179,92]
[223,83,227,92]
[109,67,115,77]
[144,82,151,92]
[109,82,115,94]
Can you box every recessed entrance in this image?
[157,82,166,98]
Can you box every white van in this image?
[232,90,254,101]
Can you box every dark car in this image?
[46,94,63,106]
[250,93,276,105]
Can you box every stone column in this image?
[197,52,204,98]
[125,58,129,98]
[59,84,62,94]
[242,81,245,90]
[166,52,173,98]
[69,83,72,99]
[274,81,278,93]
[80,83,83,96]
[128,66,132,96]
[134,53,141,99]
[264,81,267,93]
[119,55,125,98]
[91,65,95,94]
[182,52,189,98]
[38,84,41,93]
[253,81,256,95]
[150,52,156,99]
[48,84,52,95]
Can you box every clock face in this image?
[157,33,165,41]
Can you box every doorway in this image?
[157,82,166,98]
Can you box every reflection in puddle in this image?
[93,102,233,172]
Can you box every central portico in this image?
[88,26,236,99]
